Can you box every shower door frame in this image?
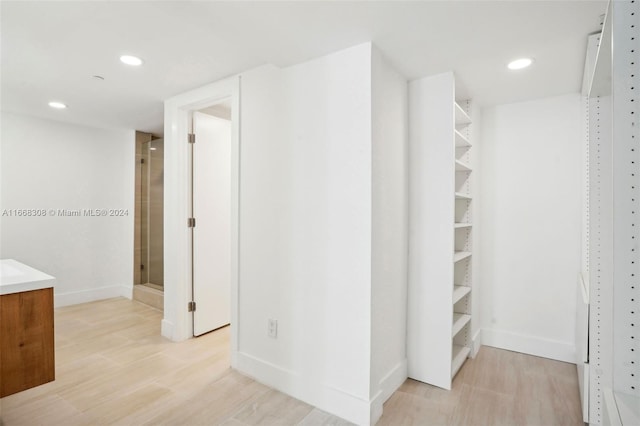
[140,138,165,288]
[163,76,240,368]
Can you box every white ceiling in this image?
[1,1,606,135]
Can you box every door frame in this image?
[163,76,240,367]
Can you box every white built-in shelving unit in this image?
[580,1,640,424]
[408,71,473,390]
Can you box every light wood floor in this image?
[379,347,583,426]
[0,298,583,426]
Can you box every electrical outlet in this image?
[268,318,278,338]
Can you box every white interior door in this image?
[192,111,231,336]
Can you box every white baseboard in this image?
[161,318,175,341]
[236,352,371,425]
[370,359,407,424]
[54,284,132,308]
[121,285,133,300]
[482,328,576,363]
[470,329,482,358]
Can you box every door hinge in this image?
[187,217,196,228]
[141,158,145,164]
[188,133,195,144]
[188,301,196,312]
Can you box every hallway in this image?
[0,298,581,425]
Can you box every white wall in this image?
[479,93,582,362]
[0,112,135,306]
[164,43,407,424]
[370,46,408,419]
[236,44,374,424]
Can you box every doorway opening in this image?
[190,99,233,337]
[162,76,239,367]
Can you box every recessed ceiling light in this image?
[48,101,67,109]
[507,58,534,70]
[120,55,143,66]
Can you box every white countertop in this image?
[0,259,56,295]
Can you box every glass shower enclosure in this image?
[135,133,164,289]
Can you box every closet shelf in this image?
[452,313,471,337]
[455,160,472,172]
[451,345,471,378]
[455,192,472,200]
[453,285,472,304]
[454,223,472,229]
[454,251,472,263]
[455,103,472,125]
[455,130,471,147]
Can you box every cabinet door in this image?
[1,288,55,397]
